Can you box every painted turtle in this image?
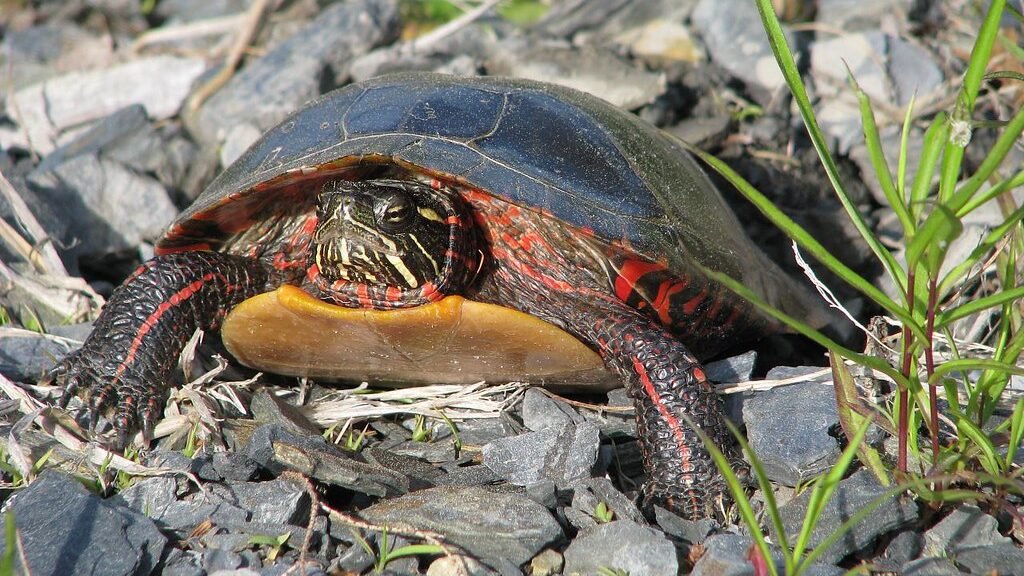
[47,72,823,519]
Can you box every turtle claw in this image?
[41,348,159,450]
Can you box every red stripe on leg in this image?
[115,272,222,379]
[632,356,698,511]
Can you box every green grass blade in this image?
[382,544,445,562]
[960,0,1006,114]
[752,0,907,292]
[936,0,1005,206]
[940,199,1024,294]
[692,418,781,576]
[848,68,913,234]
[905,205,963,274]
[0,513,15,576]
[896,93,916,202]
[702,265,907,383]
[937,285,1024,326]
[930,358,1024,385]
[956,170,1024,221]
[686,144,926,341]
[908,115,950,220]
[956,417,1003,475]
[949,105,1024,214]
[1005,398,1024,468]
[800,476,959,568]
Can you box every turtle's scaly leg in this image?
[583,305,740,519]
[44,251,268,445]
[463,190,744,520]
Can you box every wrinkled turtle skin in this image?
[46,72,824,520]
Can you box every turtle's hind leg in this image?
[43,251,268,447]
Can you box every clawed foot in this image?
[41,350,166,449]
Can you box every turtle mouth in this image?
[315,221,404,259]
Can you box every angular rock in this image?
[705,350,758,383]
[534,0,697,43]
[4,56,206,154]
[211,450,260,482]
[0,22,115,92]
[919,504,1024,573]
[563,520,677,576]
[816,0,914,30]
[161,548,204,576]
[900,557,961,576]
[570,477,644,525]
[249,389,321,436]
[521,387,585,431]
[923,504,1009,554]
[615,19,704,65]
[882,530,924,564]
[222,478,308,525]
[812,31,943,106]
[243,424,410,497]
[691,0,787,105]
[427,555,496,576]
[653,506,716,544]
[26,154,178,263]
[950,543,1024,575]
[0,327,78,382]
[458,412,520,444]
[692,533,844,576]
[528,549,564,576]
[742,382,841,486]
[35,104,149,173]
[113,475,249,538]
[779,469,918,564]
[486,42,665,109]
[810,31,943,152]
[482,420,599,487]
[193,0,399,146]
[359,485,563,566]
[2,470,166,575]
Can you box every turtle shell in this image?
[159,72,816,327]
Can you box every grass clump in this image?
[692,0,1024,570]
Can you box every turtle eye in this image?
[375,191,416,232]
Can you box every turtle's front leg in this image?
[585,307,744,520]
[44,251,268,445]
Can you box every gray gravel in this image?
[0,0,1016,573]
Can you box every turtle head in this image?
[309,178,477,308]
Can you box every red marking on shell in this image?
[156,241,213,255]
[614,259,668,302]
[722,305,743,330]
[704,295,723,321]
[651,279,686,326]
[682,292,706,315]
